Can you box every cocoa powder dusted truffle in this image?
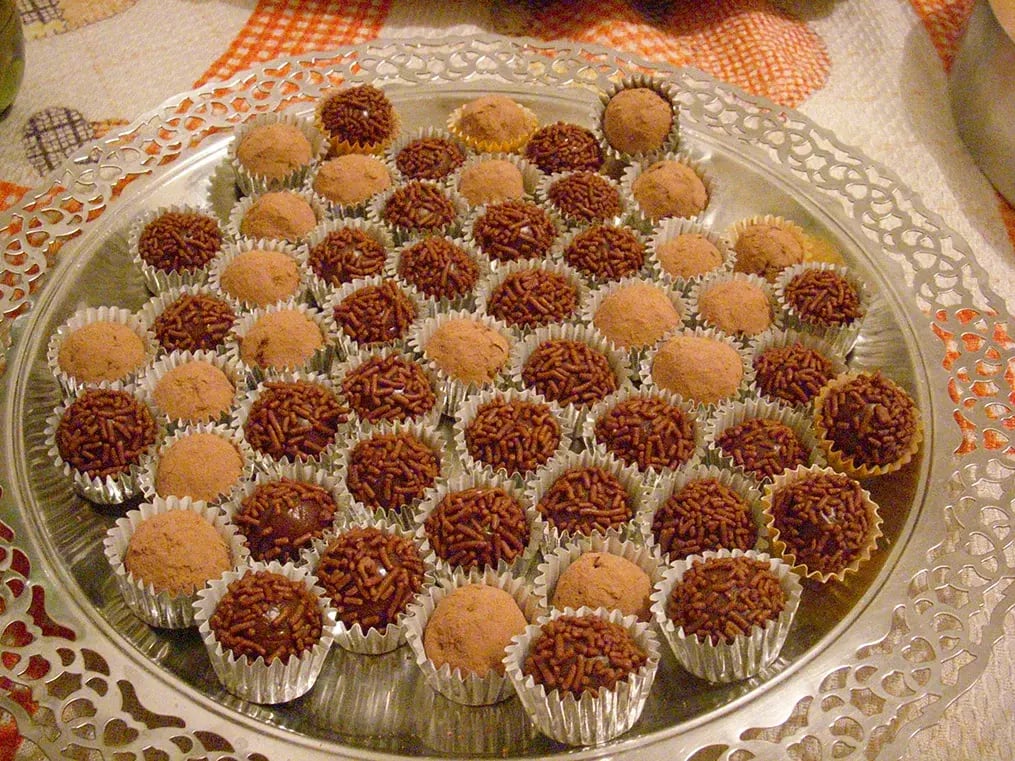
[238,308,325,372]
[235,121,314,183]
[652,478,756,560]
[536,466,633,538]
[485,267,580,330]
[217,248,302,307]
[696,278,773,339]
[464,397,562,478]
[546,171,622,225]
[457,158,525,206]
[332,279,418,348]
[137,210,222,276]
[238,191,318,242]
[552,552,653,620]
[397,237,480,302]
[153,431,245,504]
[649,334,744,406]
[654,232,724,280]
[521,338,619,408]
[317,84,399,154]
[424,486,529,572]
[381,181,458,236]
[233,477,338,563]
[715,417,810,482]
[395,135,467,181]
[316,526,426,632]
[631,160,708,221]
[341,353,438,425]
[57,321,148,385]
[424,317,511,386]
[450,94,537,153]
[563,224,645,283]
[524,122,603,174]
[151,292,236,353]
[733,221,805,282]
[593,394,696,472]
[345,431,441,515]
[152,359,236,424]
[242,380,348,463]
[592,281,681,350]
[56,388,158,480]
[307,226,388,288]
[602,87,674,156]
[312,154,393,207]
[470,200,557,263]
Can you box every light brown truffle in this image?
[697,280,772,337]
[453,95,536,151]
[631,160,707,220]
[602,87,673,155]
[239,191,317,242]
[652,334,743,405]
[152,360,235,424]
[655,233,723,279]
[154,432,245,503]
[235,122,313,181]
[593,281,681,349]
[58,321,147,383]
[423,584,527,676]
[733,222,805,281]
[218,248,301,307]
[124,510,232,596]
[424,318,511,385]
[457,159,525,206]
[552,552,653,620]
[239,309,324,371]
[312,154,392,206]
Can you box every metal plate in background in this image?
[1,36,1011,761]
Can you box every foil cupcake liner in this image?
[136,284,240,356]
[474,258,589,337]
[810,370,924,478]
[523,449,648,550]
[746,327,849,411]
[619,150,715,232]
[451,151,543,208]
[638,325,757,412]
[581,386,705,489]
[126,204,222,294]
[313,85,402,157]
[45,382,162,504]
[552,221,651,287]
[324,274,424,359]
[382,125,473,185]
[305,514,437,654]
[138,349,244,428]
[367,180,469,245]
[638,463,767,561]
[727,214,810,283]
[508,322,634,434]
[403,567,544,705]
[407,309,516,418]
[335,418,449,529]
[534,533,663,622]
[47,305,157,396]
[228,298,335,384]
[649,548,802,683]
[761,464,884,583]
[227,111,326,196]
[103,496,248,629]
[384,234,491,318]
[688,270,782,346]
[446,95,539,154]
[773,261,872,356]
[536,170,629,230]
[503,606,661,746]
[414,472,544,579]
[303,153,395,219]
[593,73,681,163]
[704,396,827,487]
[302,217,395,306]
[648,217,736,291]
[207,236,309,310]
[193,559,337,703]
[138,421,254,508]
[226,188,326,245]
[452,386,574,490]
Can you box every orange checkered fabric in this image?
[0,182,29,214]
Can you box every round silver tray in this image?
[1,35,1012,761]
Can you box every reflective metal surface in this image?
[1,35,1012,761]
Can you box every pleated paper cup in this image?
[773,261,872,356]
[446,95,539,154]
[127,204,223,293]
[228,111,326,195]
[620,150,715,232]
[648,217,735,292]
[207,236,309,310]
[103,496,248,629]
[404,567,544,705]
[228,299,335,385]
[138,349,244,429]
[503,606,661,746]
[193,560,336,703]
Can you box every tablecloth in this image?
[1,1,1013,759]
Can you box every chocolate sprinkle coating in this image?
[547,172,622,225]
[536,466,632,536]
[524,122,604,174]
[319,85,397,148]
[523,615,646,698]
[652,478,756,560]
[521,339,618,407]
[716,418,809,482]
[465,398,561,477]
[138,211,222,273]
[563,224,645,283]
[346,432,441,513]
[395,136,466,181]
[594,396,696,472]
[316,526,426,631]
[332,279,418,346]
[341,354,437,424]
[816,371,918,467]
[243,380,348,461]
[234,478,338,563]
[153,293,236,353]
[770,471,871,574]
[56,389,158,478]
[424,487,528,571]
[307,228,388,287]
[210,569,323,663]
[382,181,457,233]
[753,343,837,407]
[486,268,579,329]
[471,200,557,263]
[397,237,479,300]
[666,556,786,645]
[783,269,862,327]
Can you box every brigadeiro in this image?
[478,260,586,332]
[128,205,223,292]
[775,262,870,354]
[749,328,846,409]
[328,276,420,355]
[373,180,464,242]
[337,348,441,428]
[390,235,485,314]
[524,121,604,174]
[314,83,400,156]
[140,286,238,355]
[466,199,560,264]
[303,219,393,304]
[387,128,469,183]
[540,170,624,227]
[559,223,647,284]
